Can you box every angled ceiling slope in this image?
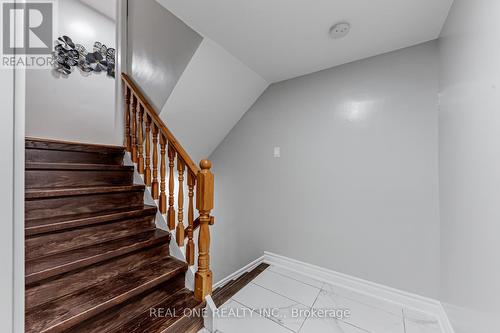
[159,0,453,82]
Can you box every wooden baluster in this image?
[167,144,176,230]
[124,87,131,151]
[195,160,215,301]
[176,158,185,246]
[144,115,152,186]
[137,105,145,174]
[151,125,159,199]
[186,171,196,266]
[159,135,167,214]
[131,96,138,163]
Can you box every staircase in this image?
[25,138,206,333]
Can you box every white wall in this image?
[26,0,117,145]
[210,41,441,298]
[128,0,202,111]
[160,38,269,163]
[438,0,500,331]
[0,69,14,333]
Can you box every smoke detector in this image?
[329,22,351,39]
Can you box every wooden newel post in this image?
[194,159,214,301]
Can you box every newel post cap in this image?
[200,159,212,170]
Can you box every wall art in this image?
[54,36,115,78]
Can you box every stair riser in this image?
[26,215,156,261]
[26,169,134,189]
[25,191,144,220]
[26,149,124,165]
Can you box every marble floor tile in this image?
[321,283,404,316]
[216,300,292,333]
[231,282,309,332]
[251,269,322,307]
[315,285,405,333]
[268,266,324,288]
[404,308,442,333]
[213,265,443,333]
[300,316,369,333]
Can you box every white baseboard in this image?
[213,255,265,289]
[263,251,454,333]
[213,251,455,333]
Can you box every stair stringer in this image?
[124,152,196,291]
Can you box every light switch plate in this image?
[274,146,281,158]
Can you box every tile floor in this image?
[213,265,443,333]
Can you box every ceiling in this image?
[159,0,453,82]
[79,0,117,21]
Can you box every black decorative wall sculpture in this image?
[54,36,115,77]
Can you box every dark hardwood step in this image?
[71,284,204,333]
[25,256,187,333]
[26,137,125,165]
[26,205,157,236]
[26,184,145,199]
[26,163,134,189]
[212,263,270,307]
[24,137,203,333]
[117,288,204,333]
[26,244,169,310]
[26,215,157,261]
[69,277,187,333]
[25,185,145,220]
[26,230,170,285]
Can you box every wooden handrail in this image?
[121,73,214,302]
[185,217,200,239]
[121,73,199,175]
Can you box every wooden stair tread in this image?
[25,256,187,333]
[69,279,187,333]
[72,287,204,333]
[25,162,134,171]
[25,205,157,236]
[25,135,206,332]
[212,263,270,307]
[26,137,125,154]
[26,230,170,284]
[118,288,204,333]
[26,244,169,310]
[26,215,157,261]
[26,184,145,199]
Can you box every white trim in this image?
[203,295,217,332]
[213,255,265,289]
[13,0,26,331]
[262,252,454,333]
[114,0,128,145]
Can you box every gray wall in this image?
[210,41,440,298]
[127,0,202,111]
[26,0,117,145]
[439,0,500,331]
